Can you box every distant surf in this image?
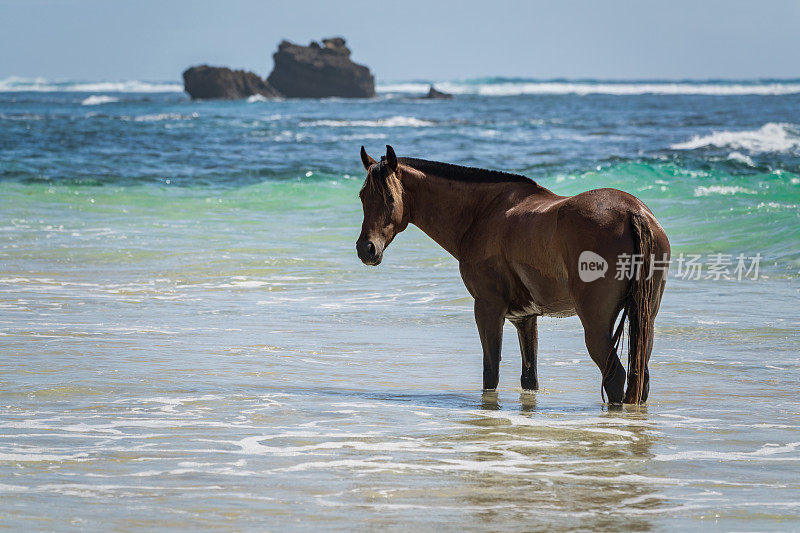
[4,76,800,97]
[81,95,120,106]
[378,79,800,96]
[299,116,435,127]
[0,76,182,93]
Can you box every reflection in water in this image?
[480,390,501,411]
[449,397,662,530]
[519,391,536,413]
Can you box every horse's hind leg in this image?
[570,275,628,403]
[582,324,626,404]
[572,286,627,404]
[511,316,538,391]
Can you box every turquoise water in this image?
[1,78,800,530]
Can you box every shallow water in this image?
[1,79,799,530]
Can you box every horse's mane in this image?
[398,157,537,186]
[362,156,542,202]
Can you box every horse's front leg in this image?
[474,299,506,390]
[511,316,538,391]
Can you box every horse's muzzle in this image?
[356,239,382,266]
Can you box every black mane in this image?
[398,157,536,185]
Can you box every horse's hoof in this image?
[603,360,626,404]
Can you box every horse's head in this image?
[356,145,409,266]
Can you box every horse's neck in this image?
[401,169,508,260]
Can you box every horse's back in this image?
[554,187,670,289]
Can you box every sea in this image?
[1,76,799,530]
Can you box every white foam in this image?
[81,95,119,106]
[220,280,271,288]
[672,122,800,153]
[6,76,800,96]
[300,116,435,127]
[334,133,388,141]
[693,185,757,196]
[0,76,182,93]
[124,113,198,122]
[654,441,800,461]
[377,80,800,96]
[474,82,800,96]
[0,113,47,121]
[376,82,433,93]
[756,201,799,210]
[276,454,536,475]
[552,359,581,366]
[246,94,269,103]
[0,452,89,462]
[727,151,755,166]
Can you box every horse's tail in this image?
[622,213,656,404]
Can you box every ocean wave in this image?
[300,116,435,127]
[671,123,800,153]
[335,133,388,141]
[6,76,800,97]
[0,113,47,121]
[81,112,198,122]
[726,151,755,166]
[377,79,800,96]
[0,76,182,93]
[81,95,120,106]
[693,185,757,197]
[377,82,438,93]
[123,113,199,122]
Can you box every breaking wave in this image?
[671,123,800,153]
[378,79,800,96]
[6,76,800,98]
[122,113,199,122]
[0,76,182,93]
[726,151,756,166]
[300,116,435,127]
[693,185,757,197]
[81,95,120,106]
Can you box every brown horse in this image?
[356,145,669,404]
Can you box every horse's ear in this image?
[385,145,397,171]
[360,146,376,170]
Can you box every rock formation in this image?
[418,85,453,99]
[267,37,375,98]
[182,66,280,100]
[183,37,375,100]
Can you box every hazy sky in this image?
[1,0,798,82]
